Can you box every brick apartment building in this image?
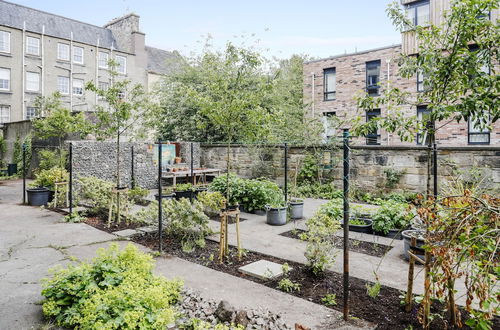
[303,0,499,146]
[0,0,180,124]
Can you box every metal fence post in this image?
[131,145,135,188]
[284,143,288,202]
[22,143,26,204]
[69,143,73,216]
[342,129,350,321]
[433,143,438,199]
[157,142,163,253]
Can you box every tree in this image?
[86,61,157,222]
[32,93,90,168]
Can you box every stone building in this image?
[0,0,180,124]
[303,0,499,146]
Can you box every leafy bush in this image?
[293,183,342,199]
[38,149,67,171]
[297,154,320,185]
[300,203,341,276]
[31,167,68,190]
[209,174,283,212]
[175,183,196,192]
[41,243,182,329]
[197,191,226,215]
[128,186,149,204]
[383,168,406,188]
[372,200,413,234]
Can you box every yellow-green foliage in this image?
[31,167,69,190]
[41,243,183,329]
[197,191,226,214]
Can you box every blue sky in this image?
[10,0,401,59]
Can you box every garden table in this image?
[162,168,221,187]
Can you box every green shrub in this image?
[31,167,68,190]
[297,154,320,184]
[372,200,413,234]
[128,186,149,204]
[175,183,196,192]
[197,191,226,215]
[209,174,246,207]
[41,243,182,329]
[38,149,67,171]
[293,183,342,199]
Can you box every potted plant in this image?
[175,157,182,164]
[343,205,373,234]
[174,183,196,200]
[402,229,426,261]
[28,167,68,206]
[265,195,287,226]
[289,198,304,219]
[26,187,50,206]
[197,191,226,217]
[372,200,412,239]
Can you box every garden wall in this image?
[200,144,500,193]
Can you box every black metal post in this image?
[190,142,194,201]
[433,142,438,199]
[131,146,135,188]
[157,142,163,253]
[22,143,26,204]
[342,129,350,321]
[284,143,288,202]
[69,143,73,216]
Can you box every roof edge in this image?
[304,44,402,65]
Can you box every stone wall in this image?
[200,144,500,193]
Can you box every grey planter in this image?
[266,206,287,226]
[402,229,426,261]
[27,187,50,206]
[289,200,304,219]
[341,218,373,234]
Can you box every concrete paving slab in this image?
[112,228,139,237]
[239,259,289,280]
[137,225,158,234]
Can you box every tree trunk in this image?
[116,131,121,223]
[226,139,231,208]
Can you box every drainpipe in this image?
[311,72,315,117]
[22,21,26,120]
[41,25,45,100]
[96,38,100,105]
[386,58,392,146]
[70,31,73,111]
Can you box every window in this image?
[26,36,40,56]
[26,106,38,120]
[0,68,10,90]
[98,52,109,69]
[366,109,381,145]
[72,79,84,95]
[115,55,126,74]
[118,90,126,100]
[73,46,84,64]
[417,106,432,145]
[468,117,490,144]
[406,0,430,27]
[57,76,69,94]
[417,70,426,92]
[366,60,381,96]
[469,45,490,75]
[0,105,10,124]
[323,112,337,139]
[0,31,10,53]
[26,72,40,92]
[57,43,70,61]
[323,68,336,101]
[98,81,109,100]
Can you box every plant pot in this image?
[174,190,194,200]
[175,157,181,164]
[289,200,304,219]
[48,190,55,203]
[266,206,287,226]
[26,187,50,206]
[341,218,373,234]
[402,229,426,261]
[194,187,207,197]
[375,228,403,239]
[155,193,175,201]
[7,163,17,176]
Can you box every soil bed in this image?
[132,233,498,330]
[84,216,145,233]
[280,229,392,258]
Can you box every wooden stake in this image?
[405,237,416,312]
[423,250,431,330]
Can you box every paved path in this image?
[0,180,371,330]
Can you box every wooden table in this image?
[161,168,221,187]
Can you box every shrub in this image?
[209,174,246,207]
[175,183,196,192]
[293,183,342,199]
[297,153,320,184]
[31,167,68,190]
[372,200,413,234]
[41,243,183,329]
[197,191,226,215]
[128,186,149,204]
[383,168,406,188]
[38,149,67,171]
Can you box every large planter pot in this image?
[194,187,207,197]
[402,229,426,261]
[174,190,194,200]
[266,206,287,226]
[7,163,17,176]
[27,187,50,206]
[375,228,403,240]
[155,193,175,201]
[289,199,304,219]
[341,218,373,234]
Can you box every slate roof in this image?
[145,46,183,75]
[0,0,119,50]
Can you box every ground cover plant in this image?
[371,200,413,235]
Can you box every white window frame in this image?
[73,46,84,64]
[26,36,40,56]
[468,116,490,145]
[98,51,109,69]
[0,68,10,91]
[0,31,10,53]
[98,81,109,100]
[26,71,40,92]
[323,68,336,101]
[115,55,127,74]
[26,106,38,120]
[57,76,70,94]
[57,43,70,61]
[0,105,10,124]
[72,79,84,96]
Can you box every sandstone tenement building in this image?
[0,0,180,124]
[304,0,499,146]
